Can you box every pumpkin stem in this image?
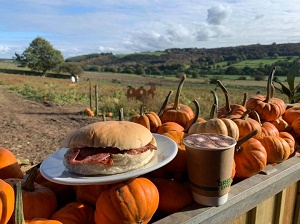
[235,130,259,151]
[119,108,124,121]
[242,92,247,107]
[239,109,251,120]
[250,110,262,126]
[22,166,38,192]
[173,74,186,110]
[264,67,276,103]
[217,80,232,115]
[184,99,200,133]
[209,90,218,119]
[158,90,173,117]
[139,104,145,115]
[14,181,25,224]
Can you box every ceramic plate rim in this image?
[40,133,177,185]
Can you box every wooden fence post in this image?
[95,85,98,116]
[89,79,92,110]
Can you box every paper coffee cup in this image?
[183,133,236,206]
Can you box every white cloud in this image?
[207,5,231,25]
[1,0,300,58]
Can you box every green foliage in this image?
[60,62,83,76]
[274,62,300,103]
[14,37,64,76]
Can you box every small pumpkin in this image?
[162,130,188,181]
[85,108,94,117]
[0,179,15,224]
[246,67,286,121]
[160,74,194,128]
[188,93,239,141]
[291,118,300,137]
[150,178,193,215]
[234,130,267,179]
[35,167,76,209]
[73,184,111,206]
[270,117,292,132]
[156,121,184,135]
[51,202,95,224]
[94,177,159,224]
[251,110,279,138]
[6,167,57,220]
[258,135,290,164]
[279,131,296,156]
[217,80,247,119]
[13,181,61,224]
[130,104,162,133]
[0,147,24,179]
[232,110,262,139]
[25,219,62,224]
[282,106,300,125]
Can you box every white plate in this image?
[40,134,177,185]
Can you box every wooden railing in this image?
[154,155,300,224]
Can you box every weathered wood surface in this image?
[154,155,300,224]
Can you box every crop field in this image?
[0,61,293,120]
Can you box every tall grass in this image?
[0,71,290,121]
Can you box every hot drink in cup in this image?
[183,133,236,206]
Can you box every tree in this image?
[14,37,64,76]
[60,62,83,76]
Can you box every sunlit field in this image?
[0,66,291,121]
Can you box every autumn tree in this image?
[14,37,64,76]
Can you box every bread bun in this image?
[61,121,157,175]
[61,120,154,150]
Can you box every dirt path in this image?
[0,86,100,165]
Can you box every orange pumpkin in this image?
[232,110,262,139]
[160,74,194,128]
[279,131,296,156]
[0,179,15,224]
[73,184,111,206]
[217,80,247,119]
[291,118,300,136]
[0,147,24,179]
[130,104,162,133]
[85,108,94,117]
[94,177,159,224]
[51,202,95,224]
[250,110,279,138]
[162,130,188,180]
[156,122,184,134]
[35,168,76,209]
[150,178,193,215]
[246,67,286,121]
[282,106,300,125]
[258,135,290,164]
[270,117,292,132]
[5,167,57,220]
[234,130,267,179]
[25,219,62,224]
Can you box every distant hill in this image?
[65,42,300,77]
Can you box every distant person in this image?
[75,75,79,83]
[71,75,76,83]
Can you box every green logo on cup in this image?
[217,178,231,190]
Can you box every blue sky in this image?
[1,0,300,59]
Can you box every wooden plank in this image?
[250,196,276,224]
[279,183,298,224]
[294,182,300,224]
[153,156,300,224]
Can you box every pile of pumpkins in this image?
[1,67,300,224]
